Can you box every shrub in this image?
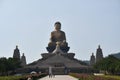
[0,73,47,80]
[69,73,119,80]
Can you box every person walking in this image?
[49,66,52,78]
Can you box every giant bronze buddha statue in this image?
[46,22,70,53]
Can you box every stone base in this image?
[41,53,54,59]
[22,50,89,75]
[46,46,70,53]
[41,53,75,59]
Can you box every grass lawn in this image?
[0,76,23,80]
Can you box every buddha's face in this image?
[55,24,61,31]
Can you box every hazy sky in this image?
[0,0,120,63]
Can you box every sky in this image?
[0,0,120,64]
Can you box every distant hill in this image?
[83,60,90,65]
[111,52,120,59]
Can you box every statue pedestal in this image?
[41,53,53,59]
[46,46,70,53]
[61,53,75,59]
[41,53,75,59]
[44,43,73,59]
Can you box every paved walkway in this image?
[38,75,78,80]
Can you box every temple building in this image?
[89,45,104,66]
[21,53,27,67]
[13,46,27,67]
[90,53,95,66]
[96,45,103,62]
[13,45,20,60]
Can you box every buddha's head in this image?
[54,22,61,31]
[16,45,18,49]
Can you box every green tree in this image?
[7,57,21,71]
[0,57,8,75]
[0,57,21,76]
[94,55,120,74]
